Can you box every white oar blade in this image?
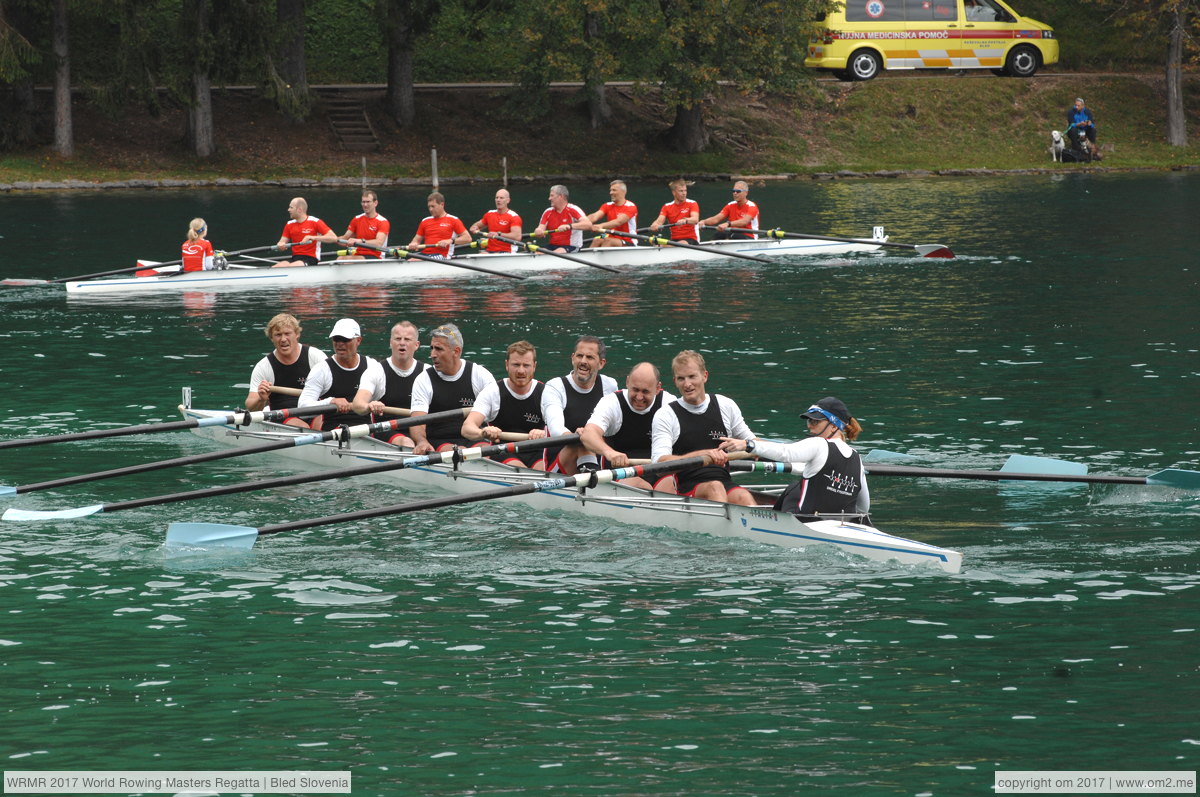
[1001,454,1088,476]
[863,449,918,462]
[1146,469,1200,490]
[3,504,105,521]
[916,244,954,258]
[0,486,15,496]
[165,522,259,549]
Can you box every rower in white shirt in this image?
[540,335,618,474]
[296,318,385,432]
[580,362,676,490]
[408,323,496,454]
[462,340,551,470]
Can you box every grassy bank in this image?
[1,74,1197,185]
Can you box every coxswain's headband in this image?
[805,405,845,431]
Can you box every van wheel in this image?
[847,49,882,81]
[1004,45,1040,78]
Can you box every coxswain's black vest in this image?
[318,355,370,429]
[493,380,546,434]
[559,375,606,431]
[670,396,730,490]
[425,361,482,445]
[381,359,423,410]
[266,344,312,410]
[605,391,664,460]
[775,441,863,520]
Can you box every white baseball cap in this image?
[328,318,361,339]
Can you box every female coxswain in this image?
[181,217,215,272]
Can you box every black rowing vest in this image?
[493,380,546,434]
[558,375,607,431]
[775,441,863,520]
[670,396,730,491]
[318,355,371,429]
[425,361,482,445]
[605,391,664,460]
[381,359,424,409]
[265,344,313,410]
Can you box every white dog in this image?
[1049,130,1065,162]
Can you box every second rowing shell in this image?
[65,236,892,295]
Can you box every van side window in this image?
[904,0,954,20]
[845,1,905,22]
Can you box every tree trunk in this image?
[384,1,416,128]
[667,103,709,153]
[1164,8,1187,147]
[52,0,72,157]
[584,10,610,130]
[187,71,215,158]
[276,0,309,119]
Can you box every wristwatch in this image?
[745,440,756,453]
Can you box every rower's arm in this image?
[700,212,727,227]
[407,410,431,451]
[461,410,491,442]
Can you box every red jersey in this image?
[597,200,638,242]
[720,200,760,237]
[658,200,700,240]
[415,214,468,257]
[539,204,586,249]
[280,215,332,259]
[480,209,522,253]
[181,238,214,272]
[346,213,390,259]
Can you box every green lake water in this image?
[0,173,1197,795]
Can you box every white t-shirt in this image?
[470,378,542,423]
[541,372,619,436]
[650,393,754,462]
[753,436,870,512]
[585,389,678,436]
[409,359,496,413]
[249,346,327,393]
[296,355,385,406]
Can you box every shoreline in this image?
[3,164,1198,192]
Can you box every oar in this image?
[165,453,718,549]
[1,245,284,287]
[628,232,774,265]
[501,236,620,273]
[0,404,336,452]
[760,229,954,259]
[336,240,526,281]
[5,434,580,522]
[0,408,469,497]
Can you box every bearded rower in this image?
[580,362,676,490]
[409,323,496,454]
[462,340,550,470]
[297,318,385,432]
[541,335,618,474]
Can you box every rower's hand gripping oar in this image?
[5,434,582,522]
[629,232,775,264]
[336,239,526,281]
[0,403,333,452]
[0,407,469,497]
[759,228,954,259]
[164,453,722,549]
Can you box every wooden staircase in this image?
[318,90,380,152]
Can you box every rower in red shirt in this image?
[469,188,523,253]
[649,179,701,244]
[181,217,215,272]
[586,180,639,248]
[701,180,761,240]
[408,192,471,258]
[338,190,390,260]
[532,185,589,253]
[274,196,337,267]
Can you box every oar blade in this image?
[1000,454,1088,476]
[1,278,52,287]
[1146,469,1200,490]
[0,486,15,496]
[916,244,955,259]
[165,522,260,549]
[3,504,105,522]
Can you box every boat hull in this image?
[67,238,884,295]
[179,407,963,573]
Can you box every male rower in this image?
[650,350,757,506]
[462,340,550,470]
[541,335,618,474]
[274,196,337,267]
[371,320,426,446]
[245,313,328,427]
[580,362,676,490]
[700,180,760,239]
[338,190,390,260]
[648,178,701,244]
[586,180,638,248]
[409,323,496,454]
[532,184,589,253]
[297,318,385,432]
[469,188,523,253]
[407,192,471,259]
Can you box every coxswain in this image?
[469,188,523,253]
[338,190,390,260]
[580,362,676,490]
[296,318,385,432]
[721,397,869,521]
[245,313,328,428]
[462,340,550,470]
[408,323,497,454]
[648,178,701,244]
[700,180,760,239]
[407,192,471,259]
[531,185,589,253]
[369,320,426,446]
[274,197,337,267]
[649,350,756,505]
[541,335,618,474]
[585,180,638,248]
[181,218,215,272]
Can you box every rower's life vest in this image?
[558,375,607,431]
[381,359,424,410]
[424,361,481,445]
[266,344,312,410]
[318,355,371,429]
[774,441,863,521]
[670,396,729,487]
[605,390,664,460]
[493,380,546,434]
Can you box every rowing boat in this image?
[177,400,964,573]
[66,235,896,295]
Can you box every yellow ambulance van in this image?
[805,0,1058,81]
